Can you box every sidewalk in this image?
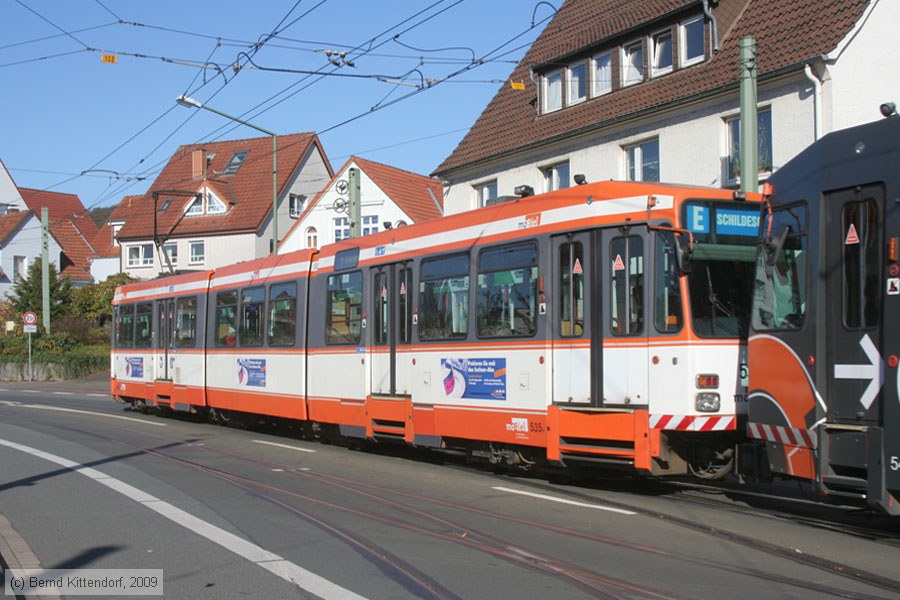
[0,371,110,395]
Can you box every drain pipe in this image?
[701,0,719,54]
[803,63,823,141]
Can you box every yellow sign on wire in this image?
[101,53,118,64]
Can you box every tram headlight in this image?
[695,393,721,413]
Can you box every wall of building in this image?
[442,76,816,215]
[121,233,256,280]
[0,215,64,298]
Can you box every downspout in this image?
[701,0,719,54]
[803,63,823,141]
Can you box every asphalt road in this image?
[1,379,899,599]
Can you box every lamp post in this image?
[176,95,280,254]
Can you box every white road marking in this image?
[0,438,367,600]
[252,439,316,453]
[492,486,636,515]
[16,404,168,427]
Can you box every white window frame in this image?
[650,28,673,77]
[127,243,154,268]
[622,40,644,87]
[362,215,380,236]
[624,138,660,182]
[725,108,773,184]
[334,217,350,242]
[13,255,26,282]
[679,15,705,67]
[189,240,205,265]
[205,190,227,214]
[305,226,318,249]
[164,242,178,265]
[185,196,203,216]
[592,51,612,97]
[542,161,571,192]
[567,61,587,106]
[542,68,563,113]
[475,180,498,207]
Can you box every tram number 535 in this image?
[891,456,900,472]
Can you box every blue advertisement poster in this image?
[237,358,267,387]
[441,358,507,401]
[125,357,143,378]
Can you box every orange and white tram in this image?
[112,180,761,478]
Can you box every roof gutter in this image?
[803,63,823,141]
[701,0,719,54]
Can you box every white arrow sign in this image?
[834,333,883,410]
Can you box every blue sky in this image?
[1,1,551,209]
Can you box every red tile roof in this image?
[93,195,143,259]
[18,188,99,282]
[0,210,31,245]
[116,133,327,241]
[435,0,870,175]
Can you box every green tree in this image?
[5,258,72,325]
[71,272,136,327]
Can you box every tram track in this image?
[10,405,897,600]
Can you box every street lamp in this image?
[176,95,280,254]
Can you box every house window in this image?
[164,243,178,265]
[127,243,154,267]
[543,162,570,192]
[592,51,612,97]
[222,150,249,175]
[680,16,705,67]
[334,217,350,241]
[185,191,227,216]
[726,108,773,182]
[305,226,318,248]
[205,192,227,214]
[625,138,660,182]
[185,196,203,216]
[13,256,26,281]
[362,215,380,236]
[158,198,172,211]
[189,241,205,264]
[622,40,644,86]
[650,29,673,77]
[567,61,587,105]
[475,180,498,207]
[542,69,563,113]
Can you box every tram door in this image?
[824,185,883,424]
[600,227,649,407]
[552,232,599,405]
[156,298,176,381]
[370,263,414,396]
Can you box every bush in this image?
[0,332,108,379]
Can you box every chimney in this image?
[192,148,208,179]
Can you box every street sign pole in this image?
[23,312,37,381]
[27,331,32,381]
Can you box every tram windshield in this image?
[682,201,760,338]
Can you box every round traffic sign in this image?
[23,311,37,325]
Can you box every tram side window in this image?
[116,305,135,348]
[476,242,538,337]
[753,204,807,330]
[326,271,363,344]
[609,236,644,335]
[398,268,412,344]
[559,242,585,337]
[843,198,880,328]
[240,287,265,347]
[175,296,197,348]
[268,282,297,347]
[134,303,153,348]
[419,253,469,341]
[215,291,238,347]
[655,232,683,333]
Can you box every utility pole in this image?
[739,36,759,193]
[349,167,361,238]
[41,207,50,333]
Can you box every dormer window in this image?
[567,61,587,105]
[650,29,673,77]
[680,16,705,66]
[541,69,563,113]
[185,190,228,217]
[222,150,249,175]
[622,40,644,86]
[592,52,612,97]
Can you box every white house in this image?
[279,156,443,253]
[434,0,899,213]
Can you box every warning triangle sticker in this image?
[400,282,407,296]
[573,258,583,274]
[845,223,860,245]
[613,255,625,271]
